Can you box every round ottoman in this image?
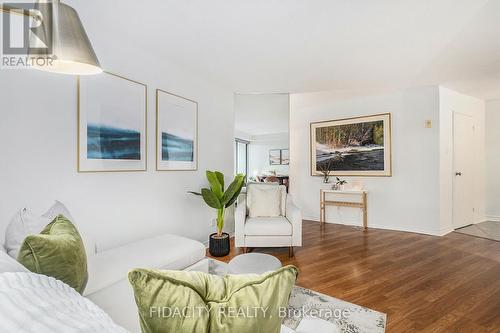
[227,253,282,274]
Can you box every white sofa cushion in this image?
[4,208,51,259]
[245,217,292,236]
[248,185,282,217]
[84,233,206,296]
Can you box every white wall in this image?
[234,94,289,136]
[0,49,234,252]
[485,100,500,220]
[235,129,252,142]
[290,86,487,235]
[248,133,289,177]
[290,87,442,235]
[439,87,486,232]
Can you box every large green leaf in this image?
[201,188,222,209]
[215,171,225,190]
[206,171,223,199]
[221,174,245,207]
[225,185,243,208]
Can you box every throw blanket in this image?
[0,272,129,333]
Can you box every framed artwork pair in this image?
[269,149,289,165]
[77,72,198,172]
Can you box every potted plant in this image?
[190,171,245,257]
[318,158,335,183]
[333,177,348,190]
[318,153,344,184]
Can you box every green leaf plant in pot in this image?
[190,171,245,257]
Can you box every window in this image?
[235,139,249,177]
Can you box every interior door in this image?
[453,113,475,229]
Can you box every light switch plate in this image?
[425,120,432,128]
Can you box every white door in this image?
[453,113,475,229]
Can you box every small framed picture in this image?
[281,149,290,165]
[269,149,281,165]
[156,89,198,171]
[78,72,147,172]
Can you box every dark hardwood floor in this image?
[208,220,500,332]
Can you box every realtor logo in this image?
[1,2,54,69]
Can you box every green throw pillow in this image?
[17,214,88,294]
[128,265,298,333]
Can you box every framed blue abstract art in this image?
[78,72,147,172]
[156,89,198,171]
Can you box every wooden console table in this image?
[320,189,368,229]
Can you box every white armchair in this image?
[235,183,302,257]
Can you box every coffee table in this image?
[227,253,282,274]
[205,258,386,333]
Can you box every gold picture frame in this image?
[310,113,392,177]
[77,71,148,172]
[156,89,198,171]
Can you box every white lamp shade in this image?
[29,1,102,75]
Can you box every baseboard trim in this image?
[367,223,450,236]
[304,218,447,236]
[303,215,320,222]
[484,215,500,222]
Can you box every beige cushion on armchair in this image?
[236,183,302,250]
[248,186,282,217]
[247,183,287,216]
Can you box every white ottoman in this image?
[228,253,282,274]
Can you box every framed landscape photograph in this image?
[281,149,290,165]
[156,89,198,171]
[78,72,147,172]
[310,113,392,176]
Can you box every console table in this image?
[320,189,368,229]
[257,175,289,192]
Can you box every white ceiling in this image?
[71,0,500,100]
[234,94,289,136]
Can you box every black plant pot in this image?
[209,232,230,257]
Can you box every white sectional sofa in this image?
[1,234,336,333]
[0,232,206,333]
[84,233,207,332]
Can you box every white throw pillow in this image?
[42,200,75,224]
[4,208,51,259]
[42,201,96,255]
[248,186,282,218]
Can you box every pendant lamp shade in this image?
[29,0,102,75]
